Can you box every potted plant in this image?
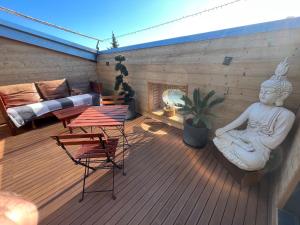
[114,55,136,120]
[163,102,175,117]
[178,88,224,148]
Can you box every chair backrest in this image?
[51,133,104,146]
[101,95,125,105]
[51,133,106,162]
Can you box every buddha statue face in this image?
[259,85,278,106]
[259,79,292,106]
[259,58,292,107]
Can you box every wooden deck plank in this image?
[150,157,217,224]
[196,171,229,225]
[158,153,218,225]
[208,175,234,225]
[145,150,212,225]
[256,178,269,225]
[0,116,270,225]
[232,186,250,225]
[41,134,153,223]
[77,130,192,225]
[150,154,214,225]
[172,158,218,225]
[243,186,259,225]
[42,120,171,224]
[184,164,223,225]
[118,154,211,225]
[219,180,241,225]
[40,116,148,221]
[49,126,184,225]
[101,137,203,225]
[127,151,213,225]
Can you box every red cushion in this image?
[68,80,91,96]
[0,83,42,108]
[35,79,70,100]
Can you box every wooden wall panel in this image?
[97,28,300,131]
[0,37,98,124]
[97,27,300,225]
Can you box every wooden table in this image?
[68,105,128,127]
[52,105,89,133]
[68,105,129,174]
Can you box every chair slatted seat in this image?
[75,139,118,159]
[51,133,120,201]
[100,95,125,105]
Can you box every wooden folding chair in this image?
[100,95,130,146]
[100,95,125,105]
[51,133,119,201]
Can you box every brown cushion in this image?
[68,80,91,96]
[35,79,70,100]
[0,83,42,108]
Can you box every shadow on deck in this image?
[0,116,270,225]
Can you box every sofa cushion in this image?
[35,79,70,100]
[0,83,42,108]
[7,93,100,128]
[68,80,91,95]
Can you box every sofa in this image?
[0,78,102,135]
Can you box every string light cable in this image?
[100,0,243,42]
[0,6,102,49]
[0,0,243,47]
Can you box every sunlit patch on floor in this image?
[140,121,167,135]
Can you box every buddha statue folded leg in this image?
[213,134,268,171]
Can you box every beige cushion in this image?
[0,83,42,108]
[35,79,70,100]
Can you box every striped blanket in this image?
[7,93,99,128]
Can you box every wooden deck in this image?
[0,116,270,225]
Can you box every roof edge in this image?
[0,19,98,61]
[100,17,300,55]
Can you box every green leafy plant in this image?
[178,88,224,129]
[114,55,135,103]
[110,32,119,49]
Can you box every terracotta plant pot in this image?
[163,107,175,117]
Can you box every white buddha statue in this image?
[213,58,295,171]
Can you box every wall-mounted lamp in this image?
[223,56,233,66]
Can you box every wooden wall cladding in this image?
[97,29,300,131]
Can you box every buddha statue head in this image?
[259,58,293,106]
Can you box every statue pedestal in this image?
[211,143,267,186]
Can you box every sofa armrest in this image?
[90,81,103,94]
[0,96,8,120]
[0,96,16,135]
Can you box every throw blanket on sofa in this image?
[7,94,99,128]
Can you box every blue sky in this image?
[0,0,299,50]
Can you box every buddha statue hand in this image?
[236,136,255,152]
[216,129,255,152]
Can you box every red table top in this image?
[68,105,128,128]
[52,105,89,120]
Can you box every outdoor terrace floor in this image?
[0,116,270,225]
